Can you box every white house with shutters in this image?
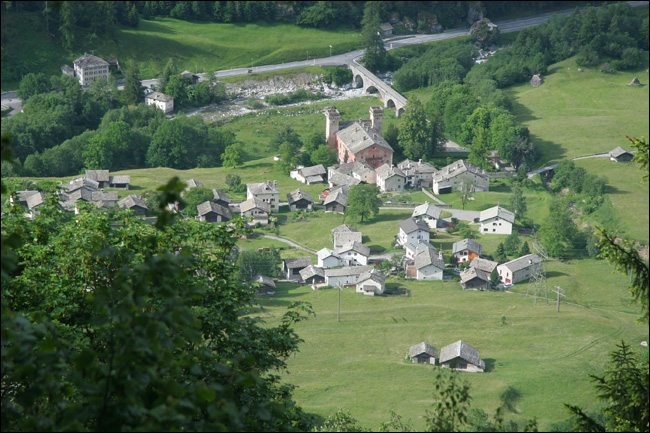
[479,206,515,235]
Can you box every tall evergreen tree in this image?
[360,1,387,72]
[123,61,144,105]
[397,97,442,160]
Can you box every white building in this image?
[73,53,110,86]
[375,164,405,192]
[247,181,280,213]
[398,218,430,247]
[317,248,345,269]
[331,224,363,250]
[413,243,445,281]
[325,265,375,288]
[145,92,174,113]
[398,159,437,188]
[335,242,370,266]
[479,206,515,235]
[290,164,327,184]
[497,254,542,284]
[240,198,271,225]
[355,269,386,296]
[412,202,443,229]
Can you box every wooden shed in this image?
[409,342,437,364]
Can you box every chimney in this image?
[369,106,383,134]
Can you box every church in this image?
[324,106,394,169]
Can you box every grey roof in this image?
[146,92,173,102]
[324,185,349,206]
[25,191,45,209]
[287,189,313,205]
[185,179,204,189]
[452,239,483,255]
[328,171,361,187]
[283,256,313,269]
[240,198,270,213]
[376,164,405,180]
[66,188,94,203]
[499,254,542,273]
[459,266,490,284]
[252,274,276,288]
[439,340,485,369]
[299,164,326,177]
[609,146,634,158]
[432,160,488,183]
[412,202,442,219]
[86,169,110,182]
[331,161,374,178]
[336,121,393,155]
[317,248,341,260]
[334,232,363,248]
[324,265,375,278]
[479,206,515,224]
[73,53,109,68]
[118,195,147,210]
[380,22,394,31]
[409,342,438,358]
[399,218,430,234]
[16,190,40,204]
[414,243,445,270]
[357,269,386,285]
[212,189,232,204]
[64,177,99,192]
[398,159,437,175]
[109,175,130,185]
[470,257,498,273]
[91,191,118,202]
[248,180,280,195]
[336,241,370,257]
[197,201,231,219]
[299,265,325,281]
[331,224,360,234]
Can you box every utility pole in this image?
[552,286,566,312]
[337,282,341,322]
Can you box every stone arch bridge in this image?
[349,61,408,117]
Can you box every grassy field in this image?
[505,54,649,165]
[250,267,647,431]
[1,11,361,91]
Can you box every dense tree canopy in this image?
[347,184,382,223]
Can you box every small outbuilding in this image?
[409,342,438,364]
[283,257,313,281]
[251,274,276,296]
[439,340,485,372]
[609,146,634,162]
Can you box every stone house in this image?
[118,195,148,217]
[196,201,231,223]
[317,248,345,269]
[609,146,634,162]
[335,242,370,266]
[327,171,362,189]
[331,224,363,250]
[240,198,271,225]
[452,239,483,264]
[412,202,443,229]
[290,164,326,184]
[10,191,46,218]
[459,258,497,290]
[212,189,232,208]
[497,254,542,284]
[409,342,437,364]
[108,175,130,189]
[183,179,204,196]
[414,243,445,281]
[380,22,393,37]
[355,269,386,296]
[376,164,405,192]
[479,206,515,235]
[287,189,313,211]
[283,257,313,281]
[323,185,349,214]
[145,92,174,113]
[73,53,110,86]
[432,160,489,194]
[325,265,375,288]
[403,239,430,260]
[398,218,430,247]
[439,340,485,372]
[85,170,111,188]
[251,274,276,296]
[300,265,326,286]
[247,181,280,213]
[328,161,376,185]
[398,159,437,188]
[324,106,394,169]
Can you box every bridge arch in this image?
[365,85,379,94]
[353,74,364,89]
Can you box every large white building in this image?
[479,206,515,235]
[247,181,280,213]
[497,254,542,284]
[73,53,110,86]
[145,92,174,113]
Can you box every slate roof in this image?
[499,254,542,273]
[86,169,110,183]
[63,177,99,192]
[439,340,485,369]
[398,159,437,175]
[212,189,232,204]
[328,171,361,187]
[412,202,442,220]
[324,185,350,206]
[452,239,483,255]
[409,342,438,359]
[146,92,173,102]
[324,265,375,278]
[299,265,325,281]
[248,180,280,195]
[252,274,276,288]
[376,164,405,180]
[287,189,313,205]
[459,266,490,284]
[357,269,386,286]
[197,201,231,219]
[91,191,118,202]
[240,198,270,213]
[414,243,445,270]
[283,257,313,269]
[479,206,515,224]
[331,224,360,234]
[118,195,147,210]
[25,191,45,209]
[15,190,39,206]
[185,179,204,189]
[299,164,326,177]
[336,241,370,257]
[470,257,498,273]
[609,146,634,158]
[73,53,109,68]
[331,161,374,178]
[317,248,341,260]
[109,175,130,185]
[399,218,430,234]
[432,160,488,182]
[336,121,393,154]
